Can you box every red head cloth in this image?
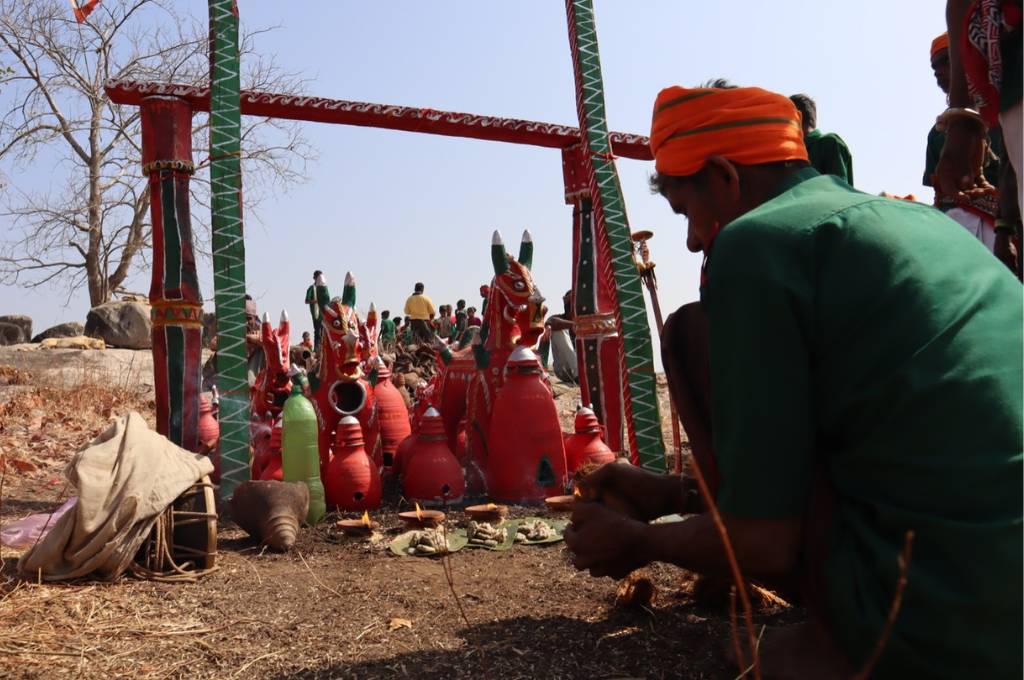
[931,32,950,59]
[649,86,808,177]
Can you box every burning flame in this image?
[485,503,497,510]
[573,486,582,498]
[361,510,371,527]
[415,502,423,521]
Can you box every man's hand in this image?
[564,501,651,579]
[545,315,575,332]
[935,117,995,199]
[575,461,683,522]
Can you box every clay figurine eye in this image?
[514,281,526,290]
[332,319,341,328]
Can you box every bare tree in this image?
[0,0,313,306]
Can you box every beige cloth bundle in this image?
[19,412,213,580]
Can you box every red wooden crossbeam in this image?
[104,79,653,161]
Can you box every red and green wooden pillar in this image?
[565,0,665,470]
[562,144,626,455]
[141,96,203,451]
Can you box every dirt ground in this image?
[0,350,797,679]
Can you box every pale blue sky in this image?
[2,1,947,366]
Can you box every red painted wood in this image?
[141,96,203,451]
[107,80,652,160]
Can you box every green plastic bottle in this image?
[281,380,325,525]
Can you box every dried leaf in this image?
[9,458,38,473]
[387,617,413,631]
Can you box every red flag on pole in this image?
[70,0,101,23]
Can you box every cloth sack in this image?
[19,412,213,580]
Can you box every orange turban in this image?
[930,32,949,58]
[649,86,807,177]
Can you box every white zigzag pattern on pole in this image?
[208,0,249,496]
[570,0,664,466]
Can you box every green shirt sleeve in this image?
[702,226,815,518]
[836,139,853,187]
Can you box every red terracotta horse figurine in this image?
[432,230,548,493]
[250,311,291,480]
[250,310,292,420]
[308,272,380,470]
[363,302,380,364]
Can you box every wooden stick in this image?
[688,444,761,679]
[729,587,748,671]
[852,530,915,680]
[639,269,683,472]
[296,550,344,600]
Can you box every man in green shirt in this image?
[566,82,1022,678]
[790,93,854,186]
[379,309,396,353]
[304,270,323,354]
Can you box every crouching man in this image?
[565,82,1022,679]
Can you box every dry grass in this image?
[0,574,267,678]
[0,379,154,473]
[0,359,802,679]
[0,365,32,386]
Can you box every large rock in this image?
[85,301,152,349]
[0,322,27,346]
[0,315,31,342]
[32,321,85,343]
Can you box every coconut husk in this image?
[230,480,309,552]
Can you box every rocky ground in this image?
[0,343,157,390]
[0,347,794,679]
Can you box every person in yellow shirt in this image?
[403,282,436,345]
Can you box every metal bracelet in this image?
[935,107,987,132]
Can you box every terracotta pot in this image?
[373,361,412,469]
[401,407,465,506]
[353,379,381,468]
[250,419,273,480]
[260,451,283,481]
[398,509,445,529]
[564,407,616,473]
[199,393,221,483]
[465,503,508,523]
[454,418,468,463]
[323,416,382,510]
[392,408,423,476]
[485,348,567,503]
[258,419,284,481]
[325,376,381,467]
[544,494,576,514]
[199,393,220,447]
[393,433,416,477]
[336,517,379,536]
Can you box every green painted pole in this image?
[565,0,665,470]
[208,0,249,500]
